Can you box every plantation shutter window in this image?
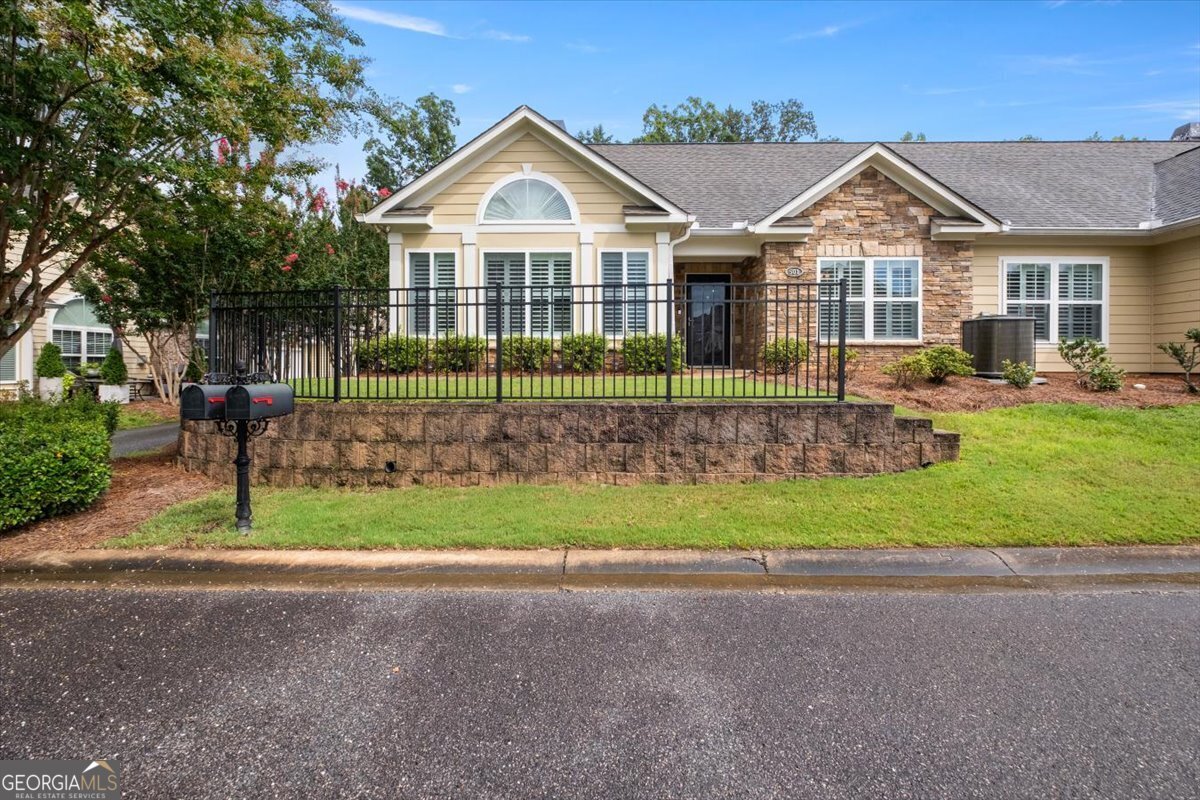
[872,259,920,340]
[818,260,867,340]
[1001,258,1107,345]
[1005,262,1051,342]
[0,326,15,382]
[1057,263,1103,341]
[50,299,112,371]
[409,253,457,335]
[482,179,572,222]
[483,251,573,335]
[600,251,650,336]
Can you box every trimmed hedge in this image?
[763,338,810,373]
[504,336,553,372]
[621,334,683,374]
[432,336,487,372]
[0,396,113,531]
[560,334,607,372]
[99,346,128,384]
[354,336,430,374]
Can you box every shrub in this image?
[1002,359,1036,389]
[922,345,975,384]
[620,334,683,374]
[354,336,429,374]
[184,346,207,383]
[1058,338,1124,392]
[1156,328,1200,393]
[35,342,66,378]
[0,397,112,530]
[831,346,861,379]
[560,334,607,372]
[503,336,554,372]
[99,347,128,385]
[881,353,932,388]
[763,338,809,373]
[431,336,487,372]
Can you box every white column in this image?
[387,229,404,334]
[655,231,671,335]
[462,230,478,335]
[579,229,594,334]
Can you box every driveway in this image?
[0,586,1196,799]
[111,421,178,457]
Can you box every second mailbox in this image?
[224,383,295,420]
[181,383,233,421]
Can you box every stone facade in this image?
[180,402,959,488]
[761,166,975,367]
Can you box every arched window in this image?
[51,298,112,371]
[482,178,573,222]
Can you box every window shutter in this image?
[0,327,15,382]
[434,253,456,333]
[408,253,431,335]
[601,252,625,335]
[530,253,552,336]
[625,253,649,333]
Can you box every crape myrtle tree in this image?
[0,0,368,360]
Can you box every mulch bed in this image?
[125,399,179,423]
[847,371,1199,413]
[0,446,219,561]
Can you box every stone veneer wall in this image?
[179,402,959,488]
[761,166,975,367]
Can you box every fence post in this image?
[664,280,674,403]
[332,284,343,403]
[207,290,217,378]
[837,277,847,403]
[494,284,503,403]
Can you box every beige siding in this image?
[973,242,1154,372]
[1151,234,1200,372]
[427,133,635,225]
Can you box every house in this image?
[0,253,153,397]
[359,106,1200,374]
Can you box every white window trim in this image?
[406,249,458,335]
[817,257,924,343]
[599,249,654,338]
[481,249,576,337]
[47,296,114,368]
[999,256,1110,346]
[476,171,580,226]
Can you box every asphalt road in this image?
[1,587,1196,800]
[111,422,178,457]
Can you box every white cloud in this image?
[451,83,472,95]
[1093,99,1200,121]
[904,84,982,96]
[332,3,446,36]
[566,41,603,54]
[481,30,532,43]
[789,24,848,40]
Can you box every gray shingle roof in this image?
[1153,147,1200,225]
[589,141,1198,229]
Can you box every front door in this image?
[685,275,731,368]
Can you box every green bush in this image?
[1058,338,1124,392]
[830,346,861,379]
[184,346,207,383]
[35,342,67,378]
[99,346,128,384]
[503,336,553,372]
[922,345,975,384]
[431,336,487,372]
[881,353,932,388]
[620,334,683,374]
[0,397,113,531]
[1002,359,1036,389]
[763,338,809,373]
[560,334,608,372]
[354,336,429,374]
[1156,328,1199,394]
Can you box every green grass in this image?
[116,406,173,430]
[109,403,1200,551]
[292,374,839,402]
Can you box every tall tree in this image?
[363,94,459,191]
[633,97,819,143]
[900,131,927,142]
[576,124,616,144]
[0,0,367,359]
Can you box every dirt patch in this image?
[848,371,1199,413]
[124,399,178,423]
[0,446,219,561]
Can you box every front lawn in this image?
[109,403,1200,550]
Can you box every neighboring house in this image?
[359,106,1200,373]
[0,254,150,397]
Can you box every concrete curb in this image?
[2,546,1198,591]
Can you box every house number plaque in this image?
[785,267,802,278]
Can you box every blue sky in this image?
[308,0,1200,186]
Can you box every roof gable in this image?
[360,106,690,225]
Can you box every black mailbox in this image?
[181,383,233,421]
[224,383,295,420]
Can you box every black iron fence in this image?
[207,280,848,402]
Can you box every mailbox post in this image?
[180,362,294,533]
